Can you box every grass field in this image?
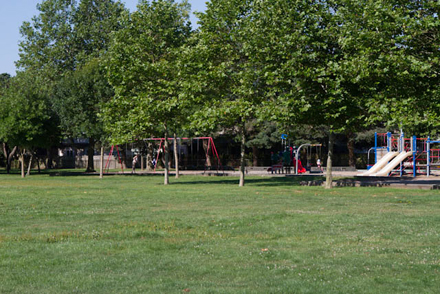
[0,173,439,293]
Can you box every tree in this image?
[239,0,328,187]
[0,73,17,173]
[104,0,192,184]
[17,0,125,172]
[0,72,59,176]
[248,0,427,187]
[183,0,268,187]
[17,0,77,78]
[361,0,440,136]
[53,58,114,171]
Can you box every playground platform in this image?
[296,174,440,190]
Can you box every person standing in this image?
[317,158,323,172]
[132,154,139,173]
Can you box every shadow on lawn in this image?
[175,175,326,187]
[0,169,101,177]
[0,168,327,187]
[0,169,54,176]
[0,169,162,177]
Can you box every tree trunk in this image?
[203,139,212,167]
[86,138,95,172]
[100,146,104,179]
[46,148,53,169]
[252,145,259,167]
[164,126,170,185]
[239,122,246,187]
[141,154,144,171]
[21,149,25,178]
[8,146,17,174]
[3,143,17,174]
[26,152,33,177]
[2,143,7,172]
[147,142,153,171]
[325,132,334,189]
[347,131,356,168]
[174,133,179,179]
[36,156,41,174]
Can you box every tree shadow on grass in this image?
[0,168,327,187]
[0,169,169,177]
[0,169,100,177]
[0,169,55,176]
[175,175,326,187]
[0,169,151,177]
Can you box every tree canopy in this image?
[103,0,192,184]
[16,0,126,172]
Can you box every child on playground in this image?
[132,154,139,173]
[317,158,323,172]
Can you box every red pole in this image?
[116,145,124,172]
[210,137,216,166]
[104,145,114,173]
[154,140,163,172]
[210,137,221,167]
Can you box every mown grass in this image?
[0,173,439,293]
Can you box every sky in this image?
[0,0,207,76]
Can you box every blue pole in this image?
[400,132,404,176]
[413,136,417,177]
[374,132,378,164]
[401,131,404,152]
[387,132,391,152]
[427,137,430,177]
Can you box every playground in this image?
[359,132,440,178]
[84,131,440,190]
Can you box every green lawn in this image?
[0,173,439,293]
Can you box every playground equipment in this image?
[295,143,322,175]
[270,149,294,174]
[359,131,440,177]
[427,138,440,176]
[104,145,124,173]
[144,137,221,173]
[270,138,322,175]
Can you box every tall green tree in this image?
[183,0,268,186]
[17,0,125,172]
[17,0,77,78]
[0,72,59,176]
[0,73,17,173]
[244,0,335,187]
[104,0,191,184]
[54,58,114,171]
[249,0,426,187]
[361,0,440,135]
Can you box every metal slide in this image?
[373,151,413,177]
[358,151,399,176]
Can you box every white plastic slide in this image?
[374,151,413,177]
[358,151,399,176]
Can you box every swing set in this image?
[103,145,125,173]
[270,136,323,174]
[294,143,323,174]
[144,137,222,173]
